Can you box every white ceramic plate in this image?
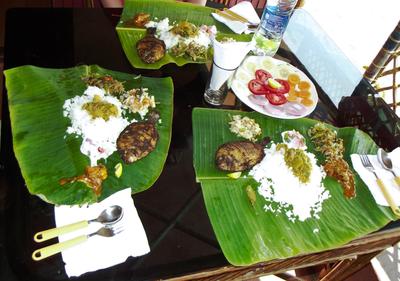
[231,56,318,119]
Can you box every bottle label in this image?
[261,12,290,36]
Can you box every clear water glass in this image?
[203,62,234,106]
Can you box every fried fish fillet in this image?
[136,35,166,64]
[215,140,266,172]
[117,112,159,164]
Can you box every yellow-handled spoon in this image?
[377,148,400,187]
[33,205,123,242]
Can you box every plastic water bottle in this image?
[252,0,298,56]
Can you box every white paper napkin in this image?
[351,147,400,206]
[210,38,251,90]
[54,188,150,277]
[211,1,260,34]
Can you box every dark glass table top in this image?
[1,7,398,281]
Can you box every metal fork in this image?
[360,154,400,217]
[32,226,124,261]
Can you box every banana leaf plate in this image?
[4,65,173,205]
[192,107,395,266]
[116,0,252,70]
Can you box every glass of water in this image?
[203,62,235,106]
[203,39,252,106]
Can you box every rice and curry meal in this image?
[61,74,159,197]
[214,115,355,222]
[125,13,217,64]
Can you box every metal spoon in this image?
[91,205,124,225]
[377,148,400,187]
[34,205,123,242]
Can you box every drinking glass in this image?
[203,39,252,106]
[203,62,236,106]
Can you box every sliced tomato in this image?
[255,69,272,82]
[265,92,288,105]
[264,78,290,95]
[248,79,268,95]
[276,79,290,92]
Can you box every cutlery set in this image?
[377,148,400,186]
[32,205,124,261]
[359,149,400,217]
[215,8,258,30]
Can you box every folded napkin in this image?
[54,188,150,277]
[351,148,400,206]
[211,1,260,34]
[209,38,251,90]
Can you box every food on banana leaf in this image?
[82,74,125,95]
[308,123,355,198]
[143,18,216,62]
[245,185,257,207]
[227,171,242,179]
[114,163,123,178]
[215,138,270,172]
[281,130,306,150]
[132,12,150,27]
[120,87,156,118]
[324,158,355,198]
[117,111,160,164]
[276,143,312,184]
[170,42,208,61]
[250,137,330,222]
[4,65,173,205]
[136,32,166,64]
[308,123,344,158]
[62,73,160,196]
[82,94,119,121]
[59,164,108,196]
[229,115,261,142]
[170,21,199,37]
[123,12,150,28]
[63,86,130,166]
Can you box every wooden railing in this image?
[364,21,400,113]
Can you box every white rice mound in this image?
[63,86,131,166]
[249,143,330,222]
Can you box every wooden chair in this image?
[364,20,400,113]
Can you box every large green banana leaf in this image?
[116,0,252,70]
[192,107,395,265]
[4,65,173,205]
